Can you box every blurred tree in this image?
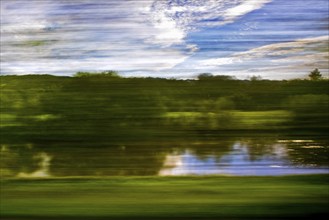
[100,70,120,77]
[284,94,329,130]
[74,70,120,78]
[249,75,262,81]
[197,73,213,80]
[308,68,322,80]
[197,73,235,81]
[74,72,93,77]
[212,75,235,80]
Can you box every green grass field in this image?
[1,175,328,220]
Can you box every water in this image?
[159,142,328,176]
[1,138,328,178]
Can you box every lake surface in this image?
[1,137,328,178]
[159,141,328,176]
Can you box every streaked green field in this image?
[164,110,292,129]
[1,175,328,220]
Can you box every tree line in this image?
[0,71,328,144]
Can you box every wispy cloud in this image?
[222,0,272,25]
[200,36,328,66]
[149,0,272,32]
[1,0,192,74]
[198,36,329,79]
[2,0,326,79]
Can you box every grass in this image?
[163,110,292,130]
[1,175,328,219]
[0,114,23,127]
[231,110,293,129]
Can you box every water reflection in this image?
[159,142,328,176]
[0,138,328,178]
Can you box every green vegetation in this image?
[1,73,328,145]
[1,143,328,219]
[1,73,328,219]
[74,70,120,78]
[309,68,322,80]
[1,175,328,219]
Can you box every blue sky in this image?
[1,0,328,79]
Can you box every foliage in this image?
[0,74,328,144]
[308,68,322,80]
[284,94,329,129]
[197,73,235,80]
[249,75,263,81]
[74,70,120,78]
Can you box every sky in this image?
[1,0,328,79]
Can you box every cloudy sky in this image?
[1,0,328,79]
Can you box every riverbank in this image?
[1,174,328,219]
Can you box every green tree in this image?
[308,68,322,80]
[249,75,262,81]
[197,73,213,80]
[74,70,120,78]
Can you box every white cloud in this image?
[144,0,273,47]
[1,44,190,75]
[200,57,237,66]
[200,36,328,66]
[145,11,186,46]
[0,0,191,74]
[186,44,199,53]
[149,0,272,31]
[0,0,273,76]
[222,0,272,25]
[236,36,329,60]
[197,35,329,79]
